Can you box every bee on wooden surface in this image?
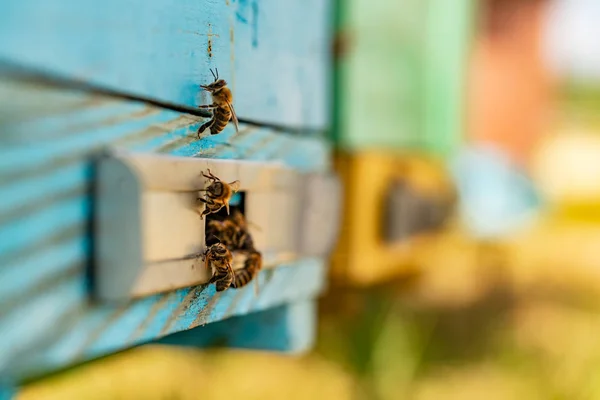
[231,250,263,295]
[206,219,239,249]
[197,68,239,137]
[197,169,240,219]
[206,210,256,252]
[230,210,257,252]
[202,242,234,292]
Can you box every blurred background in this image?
[15,0,600,398]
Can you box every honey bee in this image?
[231,250,263,295]
[206,219,238,249]
[202,242,234,292]
[197,169,240,219]
[197,68,239,137]
[206,210,256,252]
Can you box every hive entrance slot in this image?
[205,191,246,247]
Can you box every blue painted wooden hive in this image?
[0,0,336,389]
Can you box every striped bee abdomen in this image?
[231,251,263,289]
[210,107,231,135]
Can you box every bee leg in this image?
[210,265,231,283]
[202,169,218,180]
[197,196,219,219]
[209,273,222,284]
[197,196,219,207]
[253,277,260,297]
[200,207,213,220]
[225,202,230,215]
[196,196,210,204]
[196,197,208,218]
[197,117,216,138]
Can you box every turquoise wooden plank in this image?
[6,261,325,381]
[0,300,318,399]
[0,78,331,382]
[0,0,332,129]
[160,299,317,354]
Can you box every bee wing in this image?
[247,220,262,232]
[229,180,241,192]
[253,275,260,297]
[227,101,239,133]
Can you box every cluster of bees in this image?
[196,169,263,294]
[195,69,262,293]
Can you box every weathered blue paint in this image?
[2,101,148,143]
[7,262,325,381]
[0,0,332,129]
[0,238,84,306]
[160,299,317,353]
[0,80,330,382]
[0,198,89,257]
[0,164,90,219]
[0,278,84,372]
[0,111,179,172]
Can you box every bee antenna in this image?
[210,68,218,81]
[215,68,219,80]
[209,234,221,243]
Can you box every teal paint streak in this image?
[128,122,199,153]
[0,111,178,174]
[125,290,193,343]
[0,278,84,373]
[0,238,85,306]
[32,307,121,373]
[159,300,317,354]
[0,163,90,219]
[85,295,164,358]
[7,261,326,381]
[0,198,88,257]
[167,126,240,157]
[2,101,147,143]
[281,137,331,172]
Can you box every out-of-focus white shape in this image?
[450,145,541,239]
[532,130,600,203]
[543,0,600,82]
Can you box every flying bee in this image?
[197,68,239,137]
[202,242,234,292]
[196,169,240,219]
[231,250,263,295]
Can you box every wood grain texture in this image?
[14,301,339,400]
[5,301,318,399]
[0,77,331,382]
[159,299,316,353]
[0,0,332,129]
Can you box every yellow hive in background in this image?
[330,151,456,286]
